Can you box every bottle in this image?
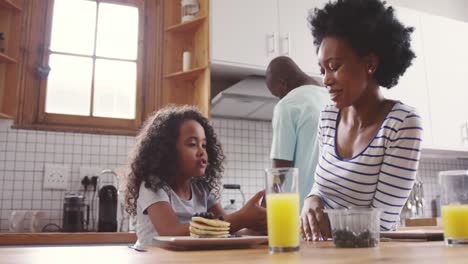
[182,51,191,71]
[223,199,238,214]
[0,32,5,53]
[431,195,441,217]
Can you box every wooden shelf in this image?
[165,16,207,34]
[161,0,210,117]
[0,232,137,245]
[164,66,207,81]
[0,112,14,119]
[0,52,16,64]
[0,0,22,12]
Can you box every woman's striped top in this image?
[309,102,423,231]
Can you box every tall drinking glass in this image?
[265,168,300,253]
[439,170,468,246]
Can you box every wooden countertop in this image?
[1,241,467,264]
[0,226,435,245]
[0,232,137,245]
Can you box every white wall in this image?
[0,118,272,232]
[2,117,468,232]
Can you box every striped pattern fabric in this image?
[309,102,422,231]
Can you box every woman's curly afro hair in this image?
[309,0,415,88]
[125,105,224,216]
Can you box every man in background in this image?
[265,56,329,209]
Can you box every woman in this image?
[301,0,422,241]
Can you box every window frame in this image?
[14,0,163,135]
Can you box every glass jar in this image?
[181,0,199,23]
[62,192,87,232]
[325,208,381,248]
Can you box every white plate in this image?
[153,235,268,250]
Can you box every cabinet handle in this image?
[266,32,278,55]
[462,122,468,145]
[282,33,291,55]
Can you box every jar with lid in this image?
[181,0,199,23]
[62,192,88,232]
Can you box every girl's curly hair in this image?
[309,0,415,88]
[125,105,225,216]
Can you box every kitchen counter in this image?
[1,241,467,264]
[0,232,137,245]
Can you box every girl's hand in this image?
[300,195,330,241]
[238,190,267,234]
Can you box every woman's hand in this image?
[240,190,267,233]
[300,195,330,241]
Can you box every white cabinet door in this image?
[382,6,433,147]
[210,0,279,69]
[421,13,468,150]
[277,0,327,76]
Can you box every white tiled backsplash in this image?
[1,118,468,232]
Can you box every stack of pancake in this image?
[190,214,231,238]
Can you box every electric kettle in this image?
[222,184,246,212]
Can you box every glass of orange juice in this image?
[439,170,468,246]
[265,168,300,253]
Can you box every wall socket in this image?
[43,163,71,190]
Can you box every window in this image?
[15,0,163,135]
[47,0,138,119]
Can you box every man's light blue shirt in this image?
[270,85,330,209]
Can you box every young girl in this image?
[125,105,266,246]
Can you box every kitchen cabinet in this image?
[210,0,326,75]
[384,7,468,152]
[0,0,22,119]
[210,0,278,70]
[421,13,468,150]
[277,0,327,76]
[382,6,433,147]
